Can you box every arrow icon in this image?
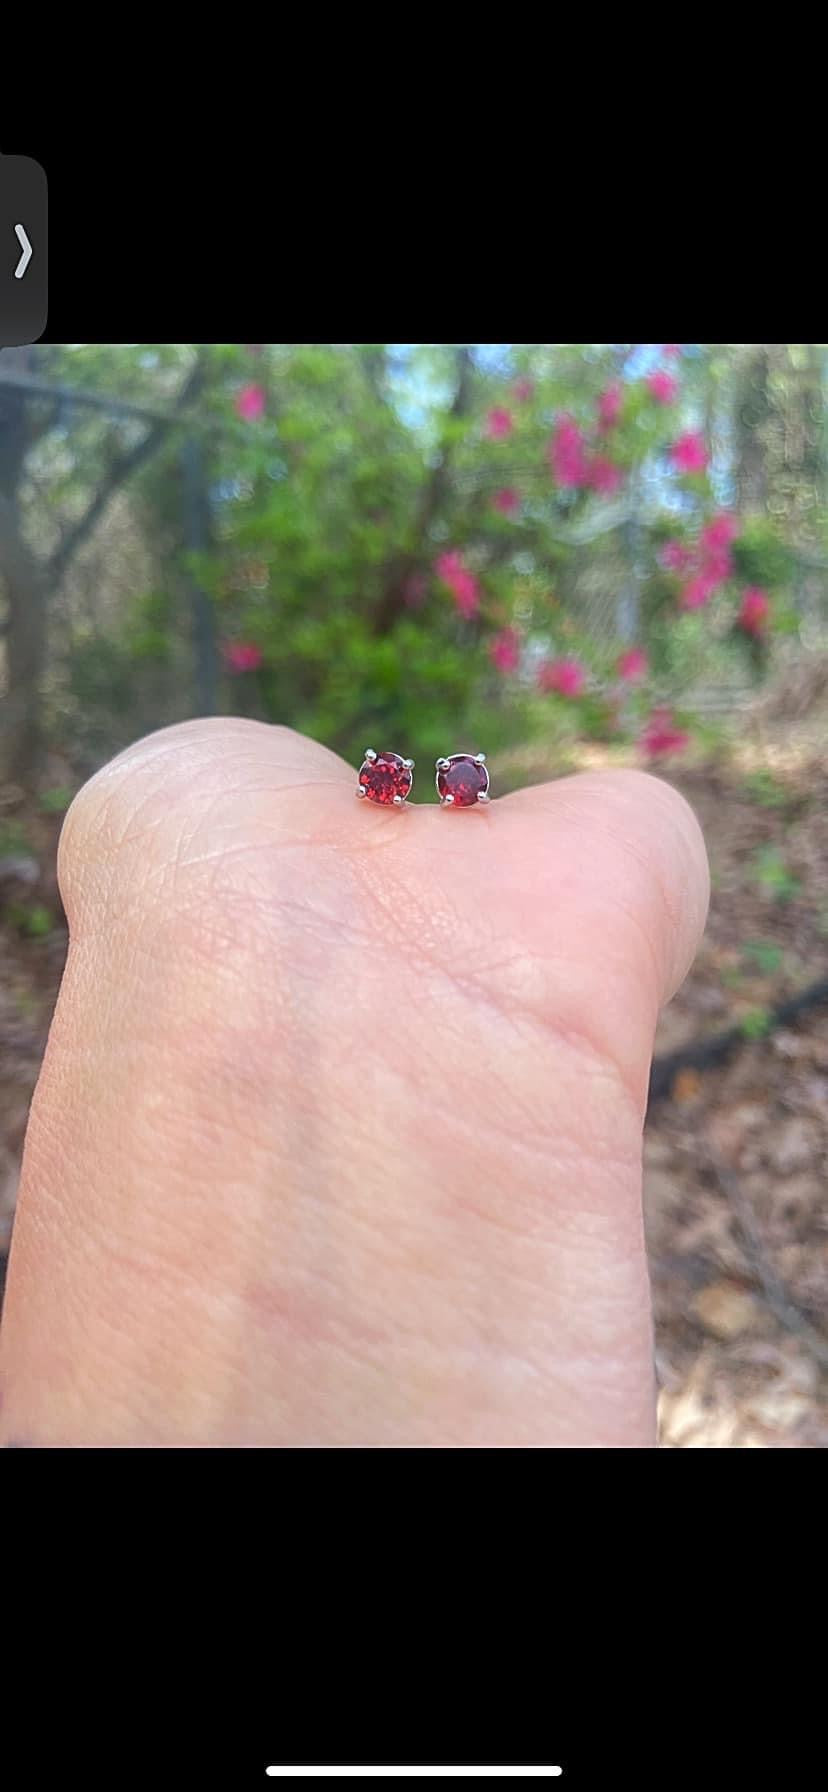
[14,224,32,279]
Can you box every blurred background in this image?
[1,342,827,1444]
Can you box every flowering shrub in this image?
[208,343,795,777]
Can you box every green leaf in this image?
[37,786,75,815]
[6,901,53,938]
[743,769,788,808]
[741,940,783,974]
[749,846,801,903]
[740,1006,773,1039]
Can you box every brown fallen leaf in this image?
[705,1102,766,1165]
[692,1279,762,1340]
[770,1116,819,1175]
[672,1068,703,1105]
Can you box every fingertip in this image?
[501,766,710,1010]
[57,718,353,921]
[572,769,710,1001]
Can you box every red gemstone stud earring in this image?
[435,753,490,807]
[357,748,415,806]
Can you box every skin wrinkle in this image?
[407,938,650,1126]
[48,967,641,1369]
[58,849,648,1261]
[59,757,351,909]
[71,832,373,951]
[35,1003,627,1311]
[43,1163,279,1431]
[344,847,684,1121]
[241,1233,633,1406]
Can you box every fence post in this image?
[618,482,642,645]
[181,435,218,716]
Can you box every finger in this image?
[0,730,708,1447]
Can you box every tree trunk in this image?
[0,495,48,786]
[0,350,46,786]
[372,346,474,635]
[182,436,218,716]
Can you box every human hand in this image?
[0,720,708,1446]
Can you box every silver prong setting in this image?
[403,758,415,770]
[441,793,455,805]
[393,794,406,805]
[477,790,490,802]
[436,757,451,772]
[475,753,487,765]
[364,748,377,763]
[356,785,367,797]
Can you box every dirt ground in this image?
[2,730,827,1446]
[644,759,828,1446]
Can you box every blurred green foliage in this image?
[743,769,790,809]
[0,820,29,855]
[5,900,52,937]
[37,786,74,814]
[740,1006,774,1039]
[749,846,802,903]
[742,940,784,974]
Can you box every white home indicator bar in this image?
[265,1770,563,1779]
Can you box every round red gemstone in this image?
[436,754,489,807]
[358,752,412,806]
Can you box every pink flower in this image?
[223,640,263,673]
[659,539,693,573]
[598,382,623,429]
[701,514,739,552]
[738,587,771,635]
[538,656,585,698]
[436,551,479,619]
[646,370,678,405]
[486,407,513,440]
[549,416,590,487]
[492,487,521,515]
[451,569,480,618]
[617,646,648,682]
[641,707,689,758]
[587,455,623,495]
[670,431,708,474]
[701,547,733,587]
[235,383,266,421]
[513,377,534,403]
[436,550,464,584]
[663,345,683,358]
[489,627,521,674]
[680,573,717,611]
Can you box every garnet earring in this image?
[435,753,490,806]
[357,749,415,806]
